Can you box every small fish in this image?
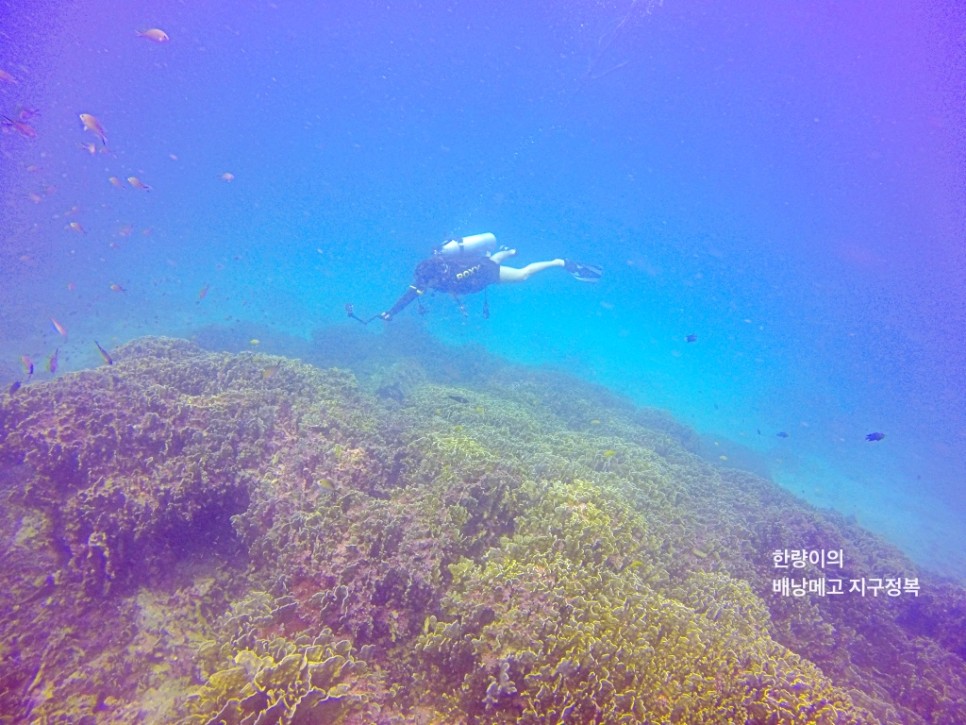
[127,176,151,191]
[80,141,97,155]
[136,28,170,43]
[865,432,885,442]
[198,283,210,301]
[262,363,280,379]
[108,176,124,188]
[66,282,77,291]
[94,340,114,366]
[220,172,235,183]
[17,107,40,122]
[447,394,469,404]
[50,317,68,338]
[0,68,17,84]
[1,115,37,139]
[46,348,59,374]
[8,380,21,395]
[118,224,134,237]
[79,113,107,145]
[776,431,789,438]
[685,333,698,343]
[20,355,34,376]
[109,283,126,292]
[68,221,85,234]
[249,339,260,346]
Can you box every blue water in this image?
[2,1,964,579]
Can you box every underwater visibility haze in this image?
[1,1,965,722]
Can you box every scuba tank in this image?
[438,232,497,258]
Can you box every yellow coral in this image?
[180,629,370,724]
[416,480,876,724]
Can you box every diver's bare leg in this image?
[498,259,566,283]
[491,248,517,264]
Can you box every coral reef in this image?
[417,479,874,723]
[180,592,385,724]
[0,334,964,723]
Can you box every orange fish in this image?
[68,221,86,234]
[109,283,126,292]
[27,192,44,204]
[220,172,235,183]
[108,176,124,188]
[50,317,68,338]
[118,224,134,237]
[79,113,107,145]
[198,283,210,301]
[67,282,77,291]
[127,176,152,191]
[0,68,17,84]
[136,28,170,43]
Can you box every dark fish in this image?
[94,340,114,365]
[685,333,698,343]
[776,431,789,438]
[447,394,469,404]
[8,380,20,395]
[865,432,885,442]
[46,348,59,374]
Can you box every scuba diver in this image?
[346,233,602,323]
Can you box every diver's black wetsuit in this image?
[380,254,500,320]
